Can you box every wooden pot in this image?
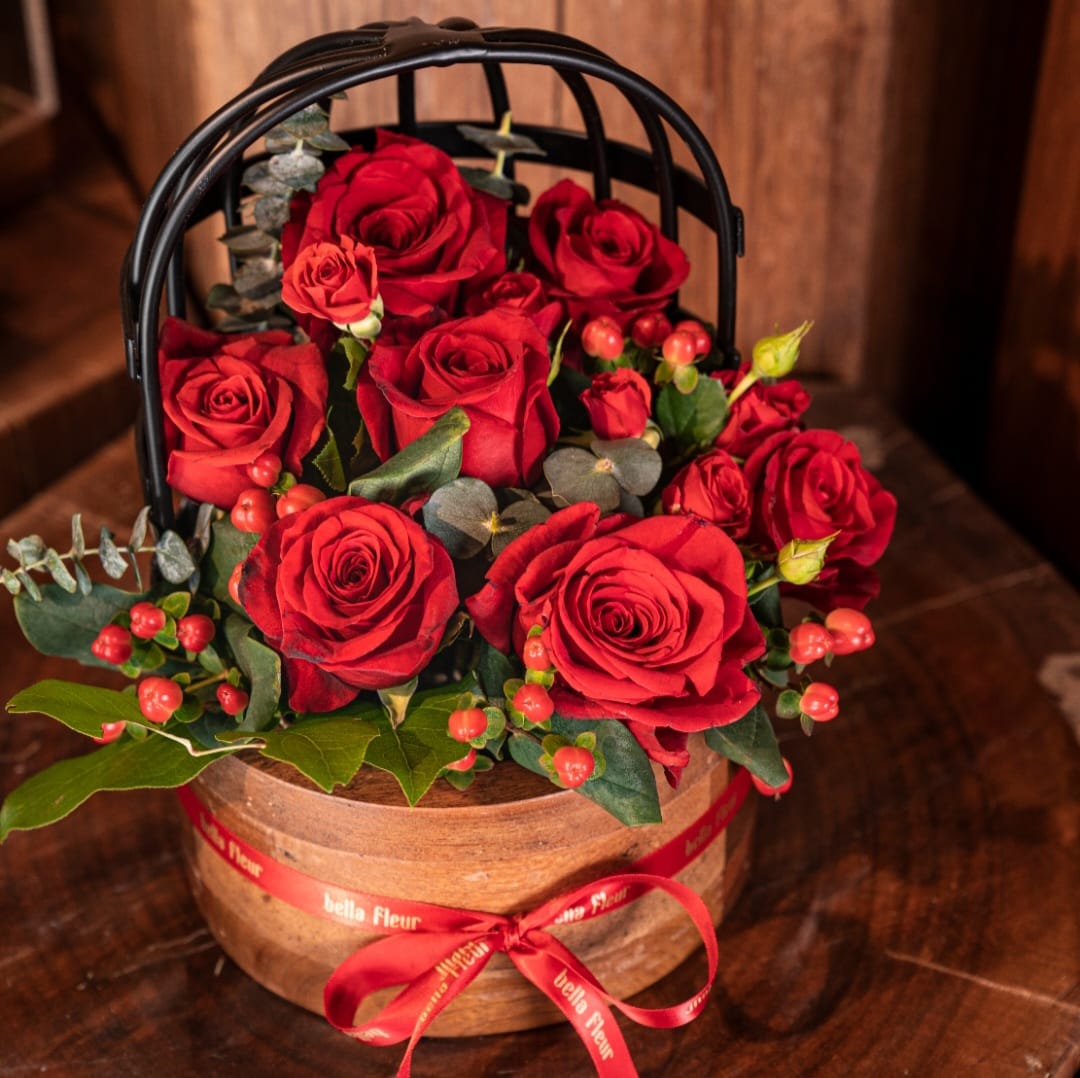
[179,736,754,1037]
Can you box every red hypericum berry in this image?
[800,682,840,722]
[629,311,672,349]
[177,614,215,653]
[90,624,133,665]
[674,319,712,356]
[129,601,166,640]
[216,684,249,716]
[276,483,326,518]
[513,683,555,724]
[824,608,876,655]
[661,330,697,367]
[228,562,244,605]
[445,748,476,772]
[522,637,552,672]
[447,707,488,743]
[92,721,126,745]
[231,488,275,533]
[751,758,794,797]
[581,316,624,361]
[246,452,282,489]
[788,622,834,665]
[137,677,184,724]
[552,745,595,788]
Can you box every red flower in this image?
[356,309,560,488]
[743,429,897,610]
[158,318,327,508]
[714,364,810,458]
[240,496,459,712]
[579,368,653,440]
[281,130,506,320]
[662,449,752,538]
[281,236,379,327]
[528,179,689,330]
[463,271,564,338]
[467,504,763,781]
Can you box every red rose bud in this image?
[92,721,126,745]
[276,483,326,518]
[579,368,652,440]
[630,311,672,349]
[177,614,215,653]
[231,488,276,534]
[661,330,697,368]
[751,320,813,379]
[90,624,133,665]
[216,684,249,716]
[447,707,488,743]
[137,677,184,724]
[776,533,838,586]
[129,601,166,640]
[661,449,752,538]
[800,682,840,722]
[825,608,876,655]
[581,316,624,361]
[751,758,794,797]
[552,745,595,788]
[714,363,811,458]
[445,748,477,772]
[227,562,244,606]
[246,452,282,489]
[788,622,834,665]
[463,271,563,338]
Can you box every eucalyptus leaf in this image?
[305,129,350,152]
[269,151,325,191]
[0,735,221,841]
[242,161,292,198]
[16,571,41,602]
[193,502,215,554]
[43,550,77,594]
[591,438,663,497]
[543,447,621,511]
[281,103,329,139]
[456,124,545,157]
[154,531,196,585]
[265,126,299,154]
[348,407,469,506]
[218,225,275,255]
[129,506,151,552]
[233,258,281,300]
[704,703,787,788]
[422,478,497,558]
[72,559,92,596]
[98,529,127,579]
[1,568,20,595]
[456,167,530,204]
[71,514,85,558]
[206,283,244,313]
[254,195,291,235]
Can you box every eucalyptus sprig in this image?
[2,507,196,601]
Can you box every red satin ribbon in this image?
[178,766,751,1077]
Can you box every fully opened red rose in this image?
[240,496,458,712]
[467,504,764,779]
[713,363,810,458]
[281,235,379,328]
[281,130,506,320]
[528,178,689,330]
[744,428,897,609]
[158,318,327,508]
[356,309,560,488]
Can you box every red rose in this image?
[281,130,506,319]
[579,368,653,440]
[356,309,560,488]
[240,496,458,712]
[158,318,328,508]
[743,429,897,609]
[714,364,810,458]
[662,449,752,538]
[467,504,763,779]
[528,179,689,330]
[463,271,564,338]
[281,236,379,328]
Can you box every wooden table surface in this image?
[1,391,1078,1077]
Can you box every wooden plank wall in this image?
[986,0,1080,581]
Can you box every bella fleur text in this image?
[553,968,616,1062]
[553,883,632,925]
[415,940,493,1028]
[323,892,423,931]
[199,813,263,880]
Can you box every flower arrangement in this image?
[0,107,896,841]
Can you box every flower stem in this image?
[725,370,759,408]
[746,571,779,599]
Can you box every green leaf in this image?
[7,679,145,736]
[155,531,196,584]
[341,337,368,391]
[749,584,783,630]
[348,407,470,506]
[269,150,325,191]
[704,703,787,788]
[16,570,41,601]
[655,376,728,451]
[543,447,621,511]
[72,559,92,596]
[43,550,77,594]
[98,528,127,579]
[476,640,516,706]
[220,715,378,793]
[281,103,329,139]
[456,124,546,158]
[672,364,700,394]
[456,167,530,204]
[363,677,479,805]
[422,477,497,558]
[547,321,572,387]
[591,438,662,497]
[305,129,350,152]
[14,582,144,666]
[312,427,347,492]
[491,498,551,556]
[218,225,275,255]
[0,735,219,841]
[776,689,803,719]
[203,520,259,607]
[509,715,662,826]
[223,616,282,732]
[71,514,86,558]
[159,591,191,620]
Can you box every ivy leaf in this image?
[154,531,196,584]
[312,428,347,492]
[223,616,282,732]
[7,680,145,736]
[704,703,787,788]
[0,735,220,841]
[363,677,479,805]
[202,520,258,606]
[14,583,144,666]
[508,714,662,826]
[348,407,469,506]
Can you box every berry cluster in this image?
[229,453,328,535]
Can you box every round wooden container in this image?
[179,736,754,1037]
